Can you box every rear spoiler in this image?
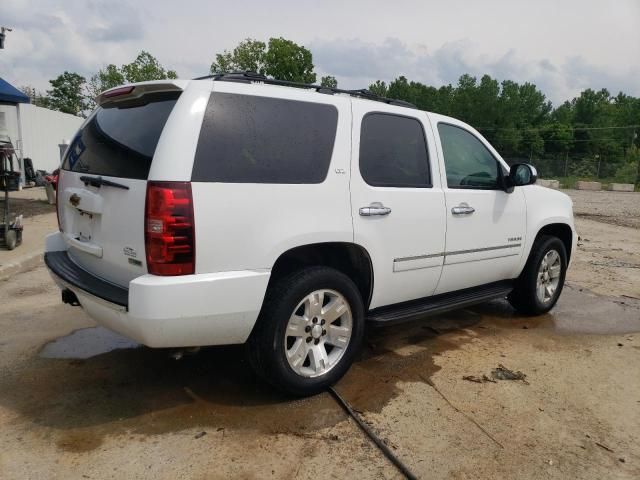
[96,81,188,107]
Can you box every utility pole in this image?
[0,27,12,49]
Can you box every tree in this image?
[45,72,87,116]
[121,51,177,83]
[387,76,413,103]
[87,51,178,109]
[210,38,267,74]
[264,37,316,83]
[19,85,48,107]
[320,75,337,88]
[368,80,388,97]
[87,64,125,102]
[522,129,545,159]
[210,37,316,83]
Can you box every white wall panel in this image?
[19,103,83,172]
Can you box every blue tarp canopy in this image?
[0,77,30,104]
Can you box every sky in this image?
[1,0,639,105]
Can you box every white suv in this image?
[45,72,576,396]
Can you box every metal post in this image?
[15,103,24,189]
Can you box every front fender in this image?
[518,185,577,272]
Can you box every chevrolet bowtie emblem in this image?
[69,193,81,207]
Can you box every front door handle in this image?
[451,203,475,215]
[360,202,392,217]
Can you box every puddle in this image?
[40,327,140,359]
[4,286,639,453]
[2,314,475,453]
[473,286,640,335]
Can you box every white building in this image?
[0,77,83,179]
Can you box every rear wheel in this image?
[508,235,567,315]
[248,266,364,396]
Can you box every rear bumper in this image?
[44,232,270,348]
[45,251,128,306]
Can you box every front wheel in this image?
[247,267,364,396]
[508,235,567,315]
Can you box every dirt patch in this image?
[565,189,640,230]
[0,197,55,219]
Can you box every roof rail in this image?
[193,71,417,109]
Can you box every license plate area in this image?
[74,210,94,242]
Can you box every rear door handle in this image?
[451,203,475,215]
[359,202,392,217]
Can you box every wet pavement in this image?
[1,265,639,479]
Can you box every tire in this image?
[5,229,17,250]
[247,266,365,397]
[508,235,567,315]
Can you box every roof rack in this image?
[193,71,417,109]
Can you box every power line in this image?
[476,125,639,132]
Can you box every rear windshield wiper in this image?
[79,175,129,190]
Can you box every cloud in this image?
[0,0,147,92]
[85,1,145,42]
[311,37,640,105]
[1,0,638,107]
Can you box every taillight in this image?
[144,181,195,276]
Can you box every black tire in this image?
[247,266,365,397]
[508,235,567,315]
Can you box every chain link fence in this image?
[504,155,639,185]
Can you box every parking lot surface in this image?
[0,190,639,479]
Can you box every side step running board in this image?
[367,280,514,326]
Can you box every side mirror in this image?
[507,163,537,189]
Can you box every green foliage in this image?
[87,51,178,110]
[368,80,388,97]
[368,71,639,184]
[121,51,178,83]
[320,75,337,88]
[18,85,48,107]
[210,38,267,74]
[41,37,640,186]
[263,37,316,83]
[87,64,125,102]
[210,37,316,83]
[44,71,88,116]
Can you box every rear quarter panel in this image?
[191,82,353,273]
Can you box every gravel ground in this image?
[563,189,640,299]
[0,188,639,479]
[565,189,640,230]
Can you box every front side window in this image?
[438,123,500,189]
[192,93,338,184]
[359,113,431,188]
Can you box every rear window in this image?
[192,93,338,184]
[62,93,179,180]
[359,113,431,188]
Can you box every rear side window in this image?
[192,93,338,184]
[359,113,431,188]
[62,93,179,180]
